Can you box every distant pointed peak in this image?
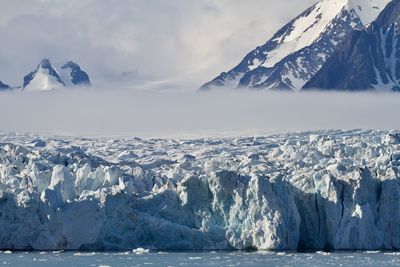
[38,58,52,69]
[23,59,64,90]
[61,60,92,87]
[61,61,79,69]
[22,58,92,91]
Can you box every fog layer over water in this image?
[1,90,399,137]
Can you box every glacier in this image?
[1,130,400,251]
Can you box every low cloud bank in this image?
[0,89,399,138]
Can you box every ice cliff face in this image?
[1,130,400,251]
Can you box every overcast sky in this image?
[0,0,316,89]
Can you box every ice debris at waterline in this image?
[1,130,400,250]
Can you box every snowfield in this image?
[1,130,400,251]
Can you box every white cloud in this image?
[0,0,316,88]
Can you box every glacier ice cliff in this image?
[1,130,400,251]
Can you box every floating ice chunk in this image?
[132,248,150,255]
[73,252,98,256]
[316,251,330,255]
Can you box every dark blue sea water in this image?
[1,251,400,267]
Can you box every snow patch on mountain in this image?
[263,0,348,68]
[348,0,389,25]
[266,0,389,68]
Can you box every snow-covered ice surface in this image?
[2,130,400,251]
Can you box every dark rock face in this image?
[61,61,91,87]
[237,10,364,91]
[200,1,367,91]
[201,1,400,92]
[0,81,11,91]
[304,0,400,91]
[302,31,378,91]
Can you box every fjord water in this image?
[2,251,400,267]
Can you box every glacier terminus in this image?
[1,130,400,251]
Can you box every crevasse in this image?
[0,130,400,251]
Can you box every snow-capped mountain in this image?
[23,59,65,91]
[23,59,91,91]
[200,0,391,91]
[304,0,400,91]
[0,81,11,91]
[60,61,91,87]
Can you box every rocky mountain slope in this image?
[200,0,391,91]
[304,0,400,91]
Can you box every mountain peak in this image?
[304,0,400,91]
[201,0,392,91]
[346,0,391,25]
[62,61,79,69]
[23,59,91,91]
[23,59,64,91]
[39,58,51,68]
[61,61,91,87]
